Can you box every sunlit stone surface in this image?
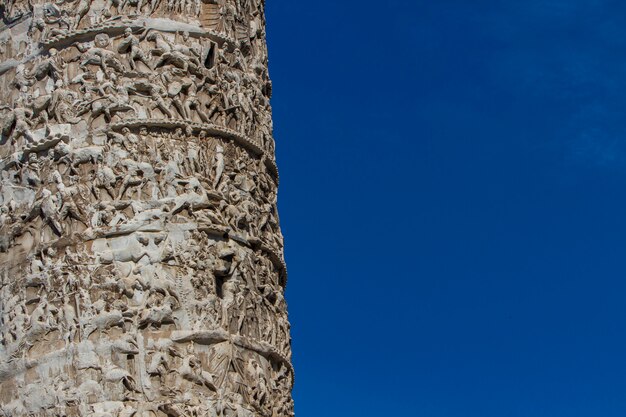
[0,1,293,415]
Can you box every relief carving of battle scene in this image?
[0,0,293,415]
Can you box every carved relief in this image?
[0,0,292,415]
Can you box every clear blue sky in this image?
[266,1,626,416]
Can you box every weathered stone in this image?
[0,0,293,415]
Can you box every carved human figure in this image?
[3,98,35,144]
[213,144,225,189]
[54,172,89,231]
[118,28,152,71]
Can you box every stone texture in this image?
[0,0,294,415]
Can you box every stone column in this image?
[0,1,293,415]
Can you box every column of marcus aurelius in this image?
[0,0,294,415]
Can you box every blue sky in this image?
[265,1,626,416]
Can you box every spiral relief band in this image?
[0,0,294,416]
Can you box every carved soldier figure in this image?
[200,83,224,124]
[28,48,64,82]
[118,28,152,71]
[50,79,80,124]
[24,187,64,236]
[76,34,126,73]
[54,172,89,230]
[147,81,174,119]
[220,2,237,39]
[4,97,35,144]
[21,152,42,187]
[73,0,92,29]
